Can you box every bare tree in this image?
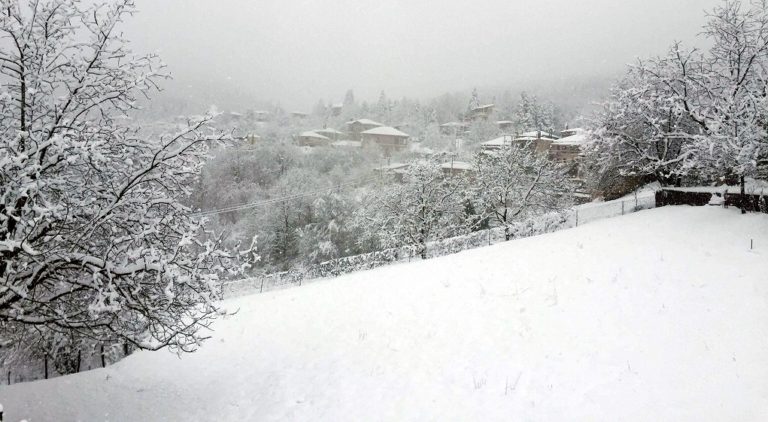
[0,0,241,354]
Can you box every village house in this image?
[549,129,589,177]
[480,134,515,151]
[480,131,559,154]
[515,130,560,154]
[297,131,331,147]
[439,121,469,136]
[253,110,270,122]
[361,126,410,153]
[290,111,309,119]
[440,160,475,177]
[315,128,345,141]
[496,120,514,131]
[374,162,410,182]
[468,104,495,121]
[346,118,384,141]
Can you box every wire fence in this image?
[222,193,657,299]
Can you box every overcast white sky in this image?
[125,0,723,110]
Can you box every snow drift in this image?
[1,206,767,421]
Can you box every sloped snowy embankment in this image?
[2,206,767,421]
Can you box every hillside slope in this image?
[2,207,768,421]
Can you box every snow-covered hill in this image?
[2,207,768,421]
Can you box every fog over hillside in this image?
[125,0,722,112]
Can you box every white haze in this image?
[125,0,723,111]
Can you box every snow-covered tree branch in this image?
[0,0,241,354]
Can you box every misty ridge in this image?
[0,0,767,421]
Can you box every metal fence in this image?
[222,193,657,299]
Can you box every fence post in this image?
[259,278,264,294]
[488,229,491,245]
[621,201,625,215]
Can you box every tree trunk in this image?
[741,175,746,214]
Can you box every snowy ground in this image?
[2,206,768,421]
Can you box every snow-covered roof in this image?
[348,118,384,127]
[331,103,343,108]
[481,135,516,147]
[472,104,495,111]
[440,121,468,128]
[291,111,308,116]
[440,161,474,171]
[521,130,558,139]
[515,136,557,142]
[375,162,410,171]
[496,120,514,125]
[361,126,410,137]
[553,134,589,146]
[299,131,330,140]
[316,128,345,135]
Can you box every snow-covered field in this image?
[2,206,768,421]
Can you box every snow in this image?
[315,128,344,136]
[662,180,768,196]
[481,135,515,148]
[2,207,768,421]
[440,161,474,171]
[299,131,330,140]
[360,126,410,137]
[375,162,410,171]
[552,133,589,146]
[440,121,468,128]
[330,140,361,148]
[471,103,495,111]
[520,130,558,139]
[347,118,383,127]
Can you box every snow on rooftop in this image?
[481,135,516,147]
[348,118,384,127]
[553,133,590,146]
[361,126,410,137]
[471,103,495,111]
[521,130,558,138]
[316,128,345,135]
[440,161,474,171]
[440,121,468,128]
[299,131,330,140]
[375,162,410,171]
